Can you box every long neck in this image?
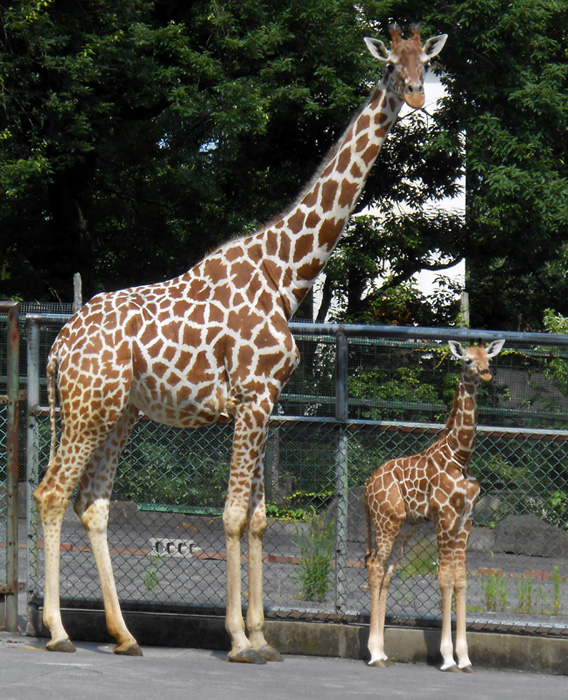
[259,75,403,318]
[442,371,479,467]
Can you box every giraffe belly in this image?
[129,377,229,428]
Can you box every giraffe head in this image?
[448,340,505,383]
[364,24,447,109]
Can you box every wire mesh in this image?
[17,316,568,637]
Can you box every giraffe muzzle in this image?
[404,83,425,109]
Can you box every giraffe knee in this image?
[75,498,110,533]
[223,507,247,539]
[438,570,454,591]
[34,483,68,517]
[248,510,267,539]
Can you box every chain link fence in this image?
[10,313,568,639]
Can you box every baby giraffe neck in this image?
[444,373,479,467]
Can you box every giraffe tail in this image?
[364,487,373,565]
[46,347,59,463]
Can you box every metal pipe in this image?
[334,328,349,611]
[290,321,568,348]
[25,313,568,349]
[25,318,41,635]
[2,302,20,630]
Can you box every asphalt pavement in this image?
[0,630,565,700]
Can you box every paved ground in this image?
[1,630,566,700]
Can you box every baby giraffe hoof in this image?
[228,647,267,664]
[368,658,394,668]
[46,638,76,653]
[113,641,143,656]
[441,664,461,673]
[257,645,283,662]
[460,664,476,674]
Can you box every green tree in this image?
[428,0,568,330]
[3,1,565,331]
[0,0,389,302]
[321,0,568,329]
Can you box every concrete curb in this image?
[27,606,568,675]
[266,619,568,675]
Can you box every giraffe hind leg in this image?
[74,406,141,655]
[34,435,100,652]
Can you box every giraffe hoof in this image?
[113,641,143,656]
[228,647,267,664]
[257,644,283,662]
[46,638,76,653]
[368,658,393,668]
[460,664,476,674]
[441,664,461,673]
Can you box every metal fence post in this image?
[334,327,349,611]
[2,302,20,630]
[25,318,41,635]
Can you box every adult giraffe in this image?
[35,25,447,663]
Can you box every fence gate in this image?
[0,301,22,630]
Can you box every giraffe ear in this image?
[486,339,505,358]
[364,37,394,63]
[448,340,466,360]
[421,34,448,62]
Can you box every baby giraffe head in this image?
[448,339,505,383]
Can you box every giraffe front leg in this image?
[222,407,275,664]
[454,577,474,672]
[224,503,265,664]
[247,491,282,662]
[454,531,474,672]
[35,487,76,653]
[438,551,459,672]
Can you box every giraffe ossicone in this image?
[34,25,447,662]
[364,339,505,673]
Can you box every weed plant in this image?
[480,571,508,612]
[292,508,335,602]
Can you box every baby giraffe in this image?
[364,339,505,672]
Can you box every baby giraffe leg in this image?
[367,521,416,667]
[366,551,391,667]
[437,538,460,672]
[454,527,475,672]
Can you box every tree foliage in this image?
[428,0,568,329]
[0,0,374,300]
[1,0,567,331]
